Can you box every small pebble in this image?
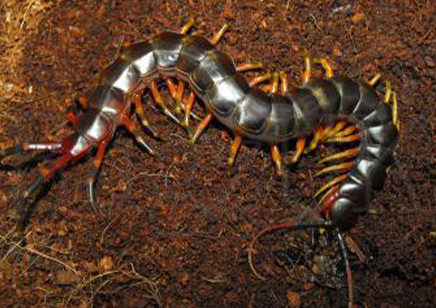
[424,56,435,68]
[352,12,365,24]
[99,256,114,272]
[286,290,302,308]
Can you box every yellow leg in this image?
[314,161,354,177]
[249,72,272,87]
[368,73,382,86]
[236,62,263,72]
[180,18,196,34]
[392,92,399,130]
[279,71,288,94]
[313,57,334,78]
[321,121,348,141]
[270,73,279,94]
[302,56,311,84]
[326,125,358,139]
[314,174,347,199]
[305,126,324,153]
[325,134,359,143]
[210,23,230,45]
[317,147,359,165]
[384,81,392,103]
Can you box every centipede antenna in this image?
[0,145,23,161]
[335,231,354,308]
[0,143,63,163]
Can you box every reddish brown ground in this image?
[0,1,435,308]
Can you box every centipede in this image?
[0,19,399,307]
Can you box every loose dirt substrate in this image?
[0,1,435,308]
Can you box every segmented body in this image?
[1,30,398,232]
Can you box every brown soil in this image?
[0,1,435,308]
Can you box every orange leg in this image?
[325,134,360,143]
[66,110,80,128]
[131,93,163,140]
[165,78,177,99]
[149,81,180,125]
[318,147,359,165]
[287,137,306,164]
[77,96,87,109]
[191,113,214,143]
[227,134,242,175]
[181,92,196,136]
[270,144,283,177]
[122,115,155,156]
[174,80,186,115]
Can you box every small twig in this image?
[100,209,129,244]
[64,270,119,308]
[0,231,78,275]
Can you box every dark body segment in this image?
[206,74,250,117]
[259,95,295,143]
[76,109,114,143]
[177,35,215,80]
[330,76,361,117]
[151,32,184,75]
[352,83,380,120]
[122,41,157,78]
[99,58,139,93]
[304,78,340,123]
[287,88,322,136]
[89,85,125,116]
[232,88,272,134]
[191,50,236,95]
